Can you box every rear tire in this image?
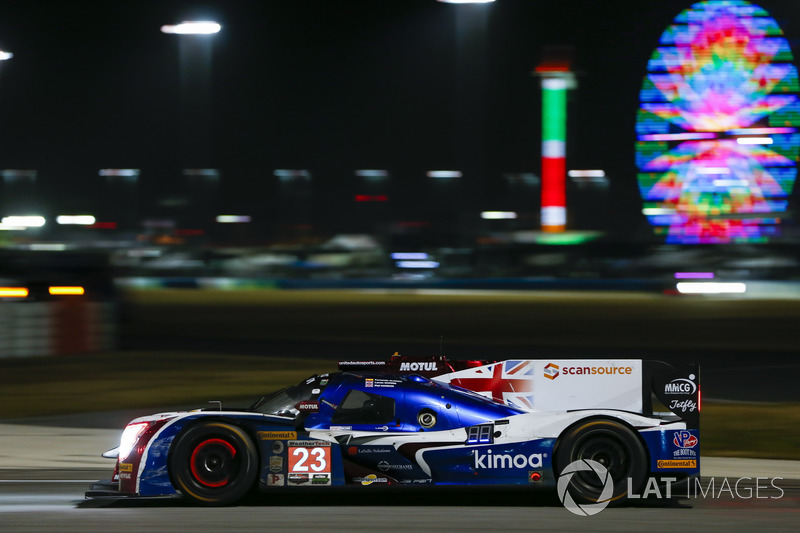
[555,419,647,506]
[169,421,258,506]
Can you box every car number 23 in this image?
[288,445,331,474]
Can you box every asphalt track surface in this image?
[0,470,798,532]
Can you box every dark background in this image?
[0,0,799,243]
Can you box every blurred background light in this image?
[183,168,220,178]
[29,243,67,251]
[395,261,440,269]
[676,282,747,294]
[2,216,45,227]
[0,287,28,298]
[56,215,96,225]
[426,170,462,178]
[48,286,85,295]
[391,252,430,260]
[216,215,251,223]
[354,169,389,179]
[161,21,221,35]
[567,170,606,178]
[274,169,311,181]
[481,211,518,219]
[674,272,715,279]
[0,50,12,60]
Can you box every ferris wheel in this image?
[636,0,800,243]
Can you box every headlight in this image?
[118,422,151,461]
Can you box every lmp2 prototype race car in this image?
[87,355,700,506]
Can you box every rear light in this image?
[698,388,701,412]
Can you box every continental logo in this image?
[657,459,697,469]
[119,463,133,472]
[545,363,633,379]
[258,431,297,440]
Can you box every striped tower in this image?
[536,50,575,233]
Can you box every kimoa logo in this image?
[399,362,438,371]
[474,449,543,469]
[664,376,697,395]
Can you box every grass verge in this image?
[0,352,797,460]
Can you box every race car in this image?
[86,355,700,506]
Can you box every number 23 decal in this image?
[289,446,331,473]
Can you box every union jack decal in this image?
[450,360,535,409]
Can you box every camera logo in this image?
[557,459,613,516]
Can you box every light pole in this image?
[161,21,220,169]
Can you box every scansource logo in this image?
[544,363,560,380]
[545,363,634,380]
[557,459,613,516]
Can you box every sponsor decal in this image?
[258,431,297,440]
[320,379,329,386]
[312,473,331,485]
[340,360,387,367]
[350,446,394,455]
[356,474,389,486]
[267,473,285,486]
[271,441,285,454]
[669,399,698,413]
[288,473,310,485]
[311,388,321,395]
[399,362,439,372]
[550,364,634,377]
[529,471,543,483]
[376,426,389,432]
[377,461,413,472]
[673,430,698,449]
[270,455,283,473]
[365,378,402,388]
[330,425,352,431]
[473,450,544,469]
[118,463,133,473]
[296,401,320,412]
[664,375,698,395]
[119,473,132,480]
[657,459,697,468]
[289,441,332,481]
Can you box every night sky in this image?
[0,0,799,241]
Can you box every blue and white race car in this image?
[87,355,700,506]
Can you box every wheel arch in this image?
[552,414,652,468]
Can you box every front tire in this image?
[555,419,647,506]
[169,421,258,506]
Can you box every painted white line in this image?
[0,480,97,483]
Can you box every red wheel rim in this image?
[189,438,237,488]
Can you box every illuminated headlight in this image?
[118,422,150,461]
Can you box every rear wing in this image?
[339,355,699,428]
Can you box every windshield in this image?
[249,379,322,417]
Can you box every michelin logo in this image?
[474,449,543,469]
